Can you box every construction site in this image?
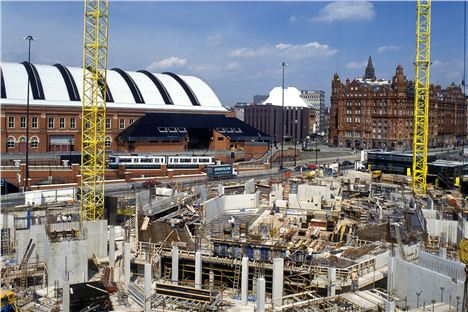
[1,0,468,311]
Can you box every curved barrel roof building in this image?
[0,62,226,112]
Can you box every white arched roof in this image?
[0,62,226,112]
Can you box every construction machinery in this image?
[80,0,110,221]
[412,0,432,195]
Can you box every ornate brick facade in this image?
[329,60,467,150]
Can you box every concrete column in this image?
[439,247,447,259]
[387,252,395,299]
[195,250,202,289]
[62,279,70,312]
[124,242,130,287]
[241,256,249,305]
[109,226,115,267]
[385,300,395,312]
[272,257,284,307]
[328,266,336,297]
[209,270,214,288]
[256,276,266,312]
[171,244,179,285]
[144,262,152,311]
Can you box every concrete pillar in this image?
[144,262,152,311]
[328,266,336,297]
[195,250,202,289]
[272,257,284,307]
[387,251,395,299]
[241,256,249,306]
[124,242,130,287]
[256,276,266,312]
[109,226,115,267]
[171,244,179,285]
[439,247,447,259]
[385,300,395,312]
[209,270,214,288]
[62,279,70,312]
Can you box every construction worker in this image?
[229,216,235,229]
[351,268,359,291]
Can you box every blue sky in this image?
[1,1,466,106]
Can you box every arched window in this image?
[18,136,26,143]
[30,136,39,148]
[7,136,15,148]
[105,136,112,148]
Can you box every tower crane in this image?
[80,0,109,221]
[412,0,432,195]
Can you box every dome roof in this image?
[263,87,309,108]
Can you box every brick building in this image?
[0,62,268,156]
[244,87,314,144]
[329,57,467,150]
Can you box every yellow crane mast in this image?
[80,0,109,221]
[412,0,432,195]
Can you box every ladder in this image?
[232,260,241,293]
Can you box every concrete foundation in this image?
[241,256,249,306]
[195,250,202,289]
[257,277,266,312]
[272,257,284,307]
[172,244,179,285]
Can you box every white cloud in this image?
[228,47,270,58]
[377,45,401,53]
[311,1,375,23]
[205,34,223,47]
[346,61,367,69]
[228,41,337,59]
[289,14,298,23]
[147,56,187,70]
[432,60,442,67]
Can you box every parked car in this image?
[295,166,308,172]
[142,179,161,188]
[306,164,319,170]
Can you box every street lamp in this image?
[24,35,35,191]
[280,62,287,170]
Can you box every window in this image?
[234,128,242,133]
[226,128,234,133]
[168,127,177,133]
[106,118,111,129]
[48,117,54,128]
[7,136,15,148]
[32,117,38,128]
[119,119,125,129]
[30,136,39,148]
[70,118,76,129]
[105,136,112,148]
[18,136,26,144]
[158,127,168,133]
[59,117,65,129]
[8,117,14,128]
[177,127,187,133]
[129,119,134,125]
[20,117,26,128]
[216,128,226,133]
[218,137,224,141]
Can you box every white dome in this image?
[263,87,309,108]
